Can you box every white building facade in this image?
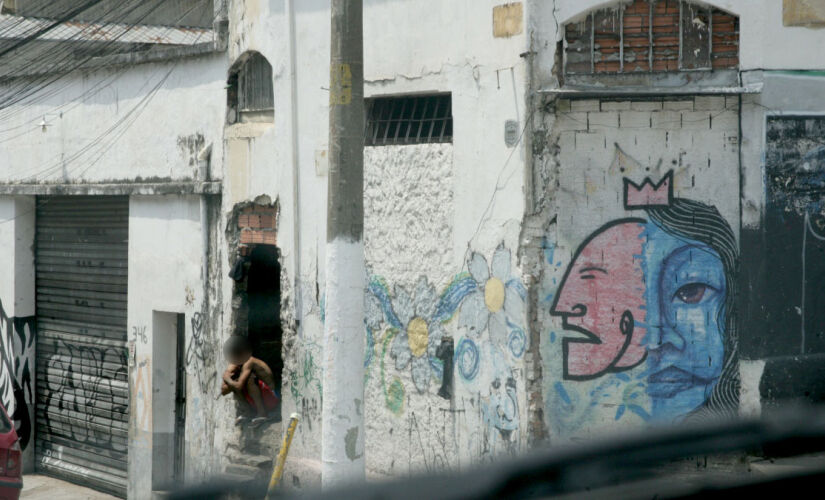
[0,1,823,498]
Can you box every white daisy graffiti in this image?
[389,276,445,393]
[459,245,525,350]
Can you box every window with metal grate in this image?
[366,94,453,146]
[227,51,274,124]
[564,0,739,76]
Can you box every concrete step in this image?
[225,463,265,480]
[230,453,273,469]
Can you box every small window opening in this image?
[366,93,453,146]
[227,51,274,124]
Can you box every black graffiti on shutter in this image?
[40,338,128,453]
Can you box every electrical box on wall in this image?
[505,120,519,147]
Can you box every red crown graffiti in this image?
[623,170,674,209]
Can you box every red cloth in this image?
[243,379,280,412]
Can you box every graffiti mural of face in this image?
[550,220,650,379]
[642,223,726,421]
[551,220,727,421]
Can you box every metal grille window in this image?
[227,51,274,124]
[564,0,739,75]
[366,94,452,146]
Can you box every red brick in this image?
[624,36,650,48]
[262,233,277,245]
[625,61,650,72]
[712,56,739,69]
[652,58,679,72]
[712,21,737,33]
[653,35,679,46]
[259,214,275,229]
[595,61,622,73]
[654,1,680,15]
[625,0,651,15]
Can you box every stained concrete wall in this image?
[0,56,226,185]
[5,0,825,494]
[219,0,530,486]
[127,195,213,499]
[738,72,825,417]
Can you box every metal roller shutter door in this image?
[34,196,128,498]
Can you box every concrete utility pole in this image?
[321,0,366,488]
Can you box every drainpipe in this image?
[198,144,213,299]
[286,0,302,322]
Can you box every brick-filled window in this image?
[564,0,739,75]
[365,94,453,146]
[238,205,278,246]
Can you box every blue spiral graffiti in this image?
[456,337,480,381]
[508,328,526,358]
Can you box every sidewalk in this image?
[22,474,118,500]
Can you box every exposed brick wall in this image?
[238,205,278,246]
[564,0,739,75]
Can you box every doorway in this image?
[151,311,186,490]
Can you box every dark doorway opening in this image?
[242,245,283,391]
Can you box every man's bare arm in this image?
[223,364,252,392]
[251,358,277,389]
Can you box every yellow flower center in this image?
[407,317,429,357]
[484,278,505,313]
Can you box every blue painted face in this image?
[641,223,727,422]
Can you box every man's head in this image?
[224,335,252,364]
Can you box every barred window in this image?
[366,94,452,146]
[227,51,274,124]
[564,0,739,75]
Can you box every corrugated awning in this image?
[0,14,214,46]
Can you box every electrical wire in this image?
[0,1,189,110]
[0,1,213,182]
[0,0,210,119]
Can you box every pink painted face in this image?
[551,220,648,380]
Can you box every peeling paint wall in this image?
[127,195,215,499]
[0,57,226,185]
[220,0,530,486]
[363,143,527,475]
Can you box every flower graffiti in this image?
[388,277,448,392]
[366,245,527,397]
[460,245,526,352]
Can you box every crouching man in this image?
[220,335,281,425]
